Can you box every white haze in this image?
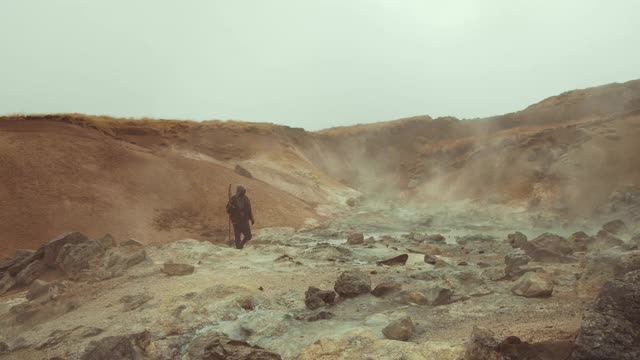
[0,0,639,130]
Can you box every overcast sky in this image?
[1,1,638,130]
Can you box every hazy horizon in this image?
[1,0,639,130]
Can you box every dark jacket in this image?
[226,194,254,224]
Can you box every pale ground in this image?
[0,205,589,360]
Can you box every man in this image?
[226,185,255,249]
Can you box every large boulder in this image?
[504,254,532,279]
[15,260,46,286]
[56,240,105,277]
[569,231,591,252]
[43,232,89,267]
[0,249,34,272]
[382,315,414,341]
[571,270,640,360]
[334,270,371,298]
[187,333,282,360]
[522,233,574,263]
[102,246,146,273]
[511,272,553,298]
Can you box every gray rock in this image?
[120,238,144,247]
[15,259,46,286]
[120,293,153,311]
[334,270,371,298]
[0,249,34,272]
[507,232,528,249]
[346,233,365,245]
[103,246,147,275]
[8,248,42,276]
[304,287,336,309]
[571,270,640,360]
[162,263,195,276]
[424,254,438,265]
[511,272,553,298]
[56,240,105,276]
[235,164,253,178]
[377,254,408,266]
[522,233,575,263]
[371,281,402,297]
[26,279,51,301]
[569,231,591,252]
[464,326,500,360]
[0,273,16,295]
[0,341,7,354]
[81,330,150,360]
[602,219,629,236]
[456,235,496,245]
[187,332,282,360]
[382,316,414,341]
[504,254,531,279]
[587,230,625,251]
[98,234,116,249]
[425,286,453,306]
[43,232,89,267]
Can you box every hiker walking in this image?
[226,185,255,249]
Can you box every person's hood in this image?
[236,185,246,196]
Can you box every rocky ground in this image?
[0,205,639,359]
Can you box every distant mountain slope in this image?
[1,79,639,256]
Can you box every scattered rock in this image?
[522,233,575,263]
[305,287,336,309]
[590,230,625,251]
[15,259,46,286]
[26,279,51,301]
[102,246,147,276]
[8,249,41,276]
[511,272,553,298]
[504,254,531,279]
[1,249,33,272]
[477,262,491,268]
[120,293,153,311]
[334,270,371,298]
[458,261,468,266]
[162,263,195,276]
[371,281,402,297]
[98,234,116,249]
[346,197,359,207]
[80,327,104,338]
[81,330,151,360]
[507,232,528,249]
[424,254,438,265]
[425,234,446,243]
[235,164,253,178]
[187,332,282,360]
[0,272,16,295]
[346,233,365,245]
[602,219,629,236]
[425,286,453,306]
[456,235,496,245]
[120,239,144,247]
[571,270,640,360]
[43,232,89,267]
[236,295,256,310]
[56,240,105,276]
[0,341,7,354]
[377,254,408,266]
[405,291,429,305]
[382,316,414,341]
[569,231,591,252]
[464,326,500,360]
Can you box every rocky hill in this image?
[1,80,640,257]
